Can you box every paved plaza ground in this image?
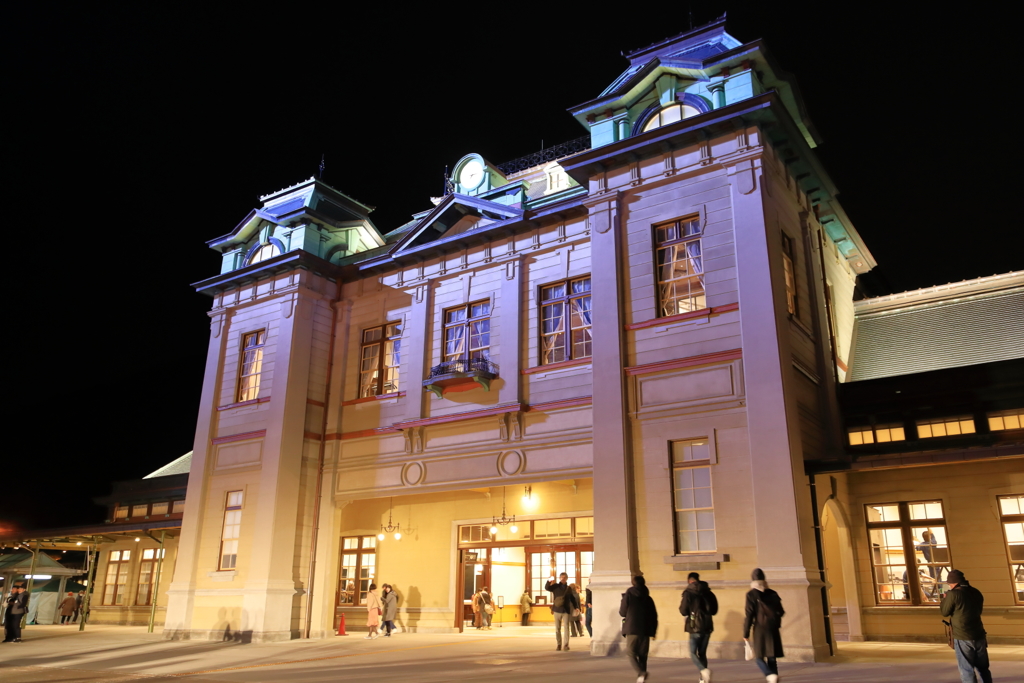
[1,624,1021,683]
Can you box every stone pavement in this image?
[0,625,1021,682]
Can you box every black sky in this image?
[4,5,1019,531]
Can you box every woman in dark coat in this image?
[743,568,785,683]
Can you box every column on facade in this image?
[728,143,828,661]
[497,257,523,406]
[240,284,322,640]
[404,283,433,422]
[708,81,727,109]
[163,308,228,638]
[584,191,637,655]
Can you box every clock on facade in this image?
[458,159,485,190]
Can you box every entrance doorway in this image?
[455,515,594,631]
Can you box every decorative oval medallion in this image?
[402,461,424,486]
[498,450,524,476]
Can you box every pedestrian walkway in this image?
[0,625,1020,682]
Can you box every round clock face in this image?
[459,159,484,189]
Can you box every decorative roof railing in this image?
[496,136,592,176]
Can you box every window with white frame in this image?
[997,494,1024,604]
[443,301,491,363]
[540,276,592,365]
[917,417,976,438]
[359,322,402,398]
[237,330,267,402]
[989,410,1024,431]
[671,439,716,553]
[656,217,705,316]
[219,491,243,570]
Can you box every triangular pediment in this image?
[392,193,524,254]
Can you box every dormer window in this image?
[248,243,281,264]
[544,163,569,195]
[642,103,700,133]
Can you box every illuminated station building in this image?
[68,17,1022,655]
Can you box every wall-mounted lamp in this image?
[522,485,532,503]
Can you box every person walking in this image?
[59,592,77,625]
[478,587,494,630]
[743,568,785,683]
[520,590,533,626]
[569,583,583,637]
[381,584,398,636]
[471,590,482,629]
[73,591,84,623]
[940,569,992,683]
[364,583,382,640]
[619,575,658,683]
[680,571,719,683]
[545,572,579,651]
[3,585,29,643]
[584,580,593,637]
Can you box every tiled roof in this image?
[143,451,192,479]
[848,273,1024,382]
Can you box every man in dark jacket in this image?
[743,568,784,683]
[3,585,29,643]
[679,571,718,683]
[619,575,658,683]
[545,572,579,651]
[584,581,593,637]
[940,569,992,683]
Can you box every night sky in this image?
[4,5,1019,532]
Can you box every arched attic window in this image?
[641,103,700,133]
[634,94,711,136]
[246,241,282,265]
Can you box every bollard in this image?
[337,612,348,636]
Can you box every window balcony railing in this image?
[423,358,499,398]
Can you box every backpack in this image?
[756,594,781,630]
[689,595,712,633]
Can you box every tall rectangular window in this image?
[102,550,131,605]
[540,276,592,365]
[359,322,402,398]
[443,301,490,363]
[237,330,267,402]
[671,439,715,553]
[136,548,165,606]
[865,501,952,605]
[656,216,704,317]
[338,536,376,606]
[997,494,1024,604]
[219,490,243,570]
[782,233,799,317]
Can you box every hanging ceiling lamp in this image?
[379,497,402,541]
[492,486,518,535]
